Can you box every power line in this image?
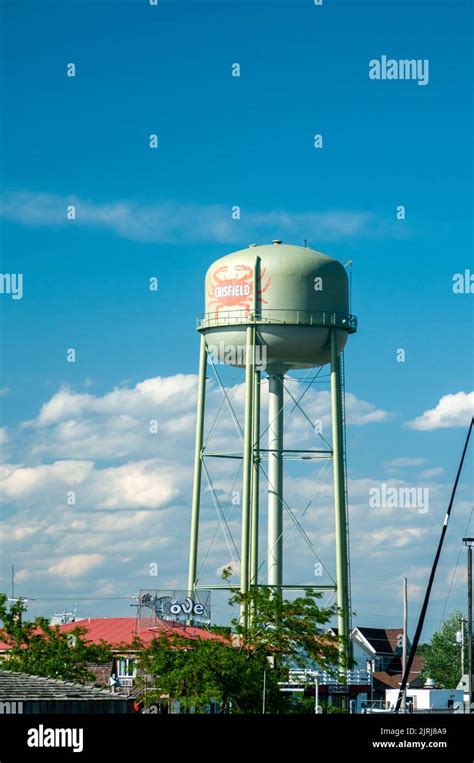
[395,418,473,713]
[11,596,136,601]
[440,507,474,623]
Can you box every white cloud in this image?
[47,554,105,578]
[0,458,181,510]
[444,565,467,587]
[34,375,197,427]
[0,460,93,500]
[420,467,444,479]
[369,527,428,548]
[93,460,181,509]
[385,457,427,467]
[344,393,389,425]
[12,374,390,465]
[0,428,8,446]
[0,524,38,543]
[406,391,474,430]
[0,191,398,244]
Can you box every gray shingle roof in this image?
[0,670,124,701]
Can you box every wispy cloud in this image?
[420,467,444,479]
[406,391,474,430]
[47,554,105,580]
[385,457,427,467]
[9,374,388,463]
[0,190,399,244]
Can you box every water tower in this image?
[187,241,357,667]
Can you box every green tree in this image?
[138,632,284,713]
[138,588,346,714]
[0,593,113,683]
[230,586,345,671]
[421,611,464,689]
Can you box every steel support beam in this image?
[240,324,255,627]
[267,372,284,588]
[330,329,350,672]
[187,334,207,596]
[250,369,261,588]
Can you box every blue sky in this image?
[0,0,472,638]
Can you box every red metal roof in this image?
[57,618,223,648]
[0,618,224,651]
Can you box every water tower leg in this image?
[250,369,261,592]
[187,334,207,597]
[240,325,255,627]
[330,329,350,672]
[267,373,284,588]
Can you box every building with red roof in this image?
[0,617,225,697]
[58,617,220,647]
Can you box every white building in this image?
[385,687,463,712]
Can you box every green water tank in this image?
[199,241,357,371]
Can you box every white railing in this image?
[198,309,358,333]
[289,668,371,686]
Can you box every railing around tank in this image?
[197,309,357,333]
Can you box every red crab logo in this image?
[207,264,271,318]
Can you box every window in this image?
[117,657,136,678]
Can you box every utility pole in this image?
[460,616,465,678]
[262,669,267,714]
[462,537,473,713]
[401,576,408,712]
